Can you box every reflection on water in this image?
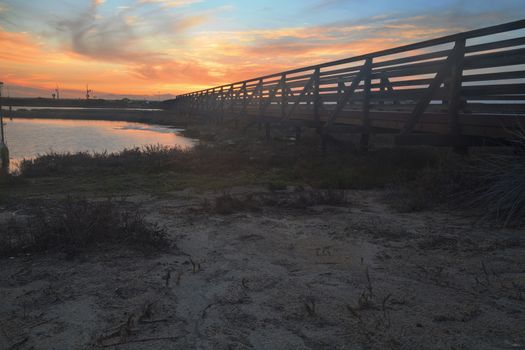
[11,106,162,111]
[3,118,196,167]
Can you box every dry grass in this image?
[16,139,443,191]
[204,189,349,215]
[469,131,525,226]
[386,155,475,212]
[17,145,188,177]
[10,126,524,226]
[0,197,168,257]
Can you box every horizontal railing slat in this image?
[172,21,525,142]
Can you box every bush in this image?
[0,197,168,257]
[18,145,189,177]
[470,131,525,226]
[17,143,258,178]
[387,156,475,212]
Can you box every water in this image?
[2,118,196,169]
[10,106,162,111]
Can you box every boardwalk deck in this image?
[169,20,525,148]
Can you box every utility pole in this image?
[86,84,92,100]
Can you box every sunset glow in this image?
[0,0,524,99]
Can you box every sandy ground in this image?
[1,188,524,349]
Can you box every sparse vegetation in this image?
[0,197,168,257]
[205,189,349,215]
[15,137,445,189]
[469,131,525,226]
[386,155,475,212]
[3,124,524,227]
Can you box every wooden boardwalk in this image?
[170,20,525,149]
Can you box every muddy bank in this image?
[1,188,523,349]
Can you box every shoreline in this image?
[2,117,197,174]
[3,108,187,128]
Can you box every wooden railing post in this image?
[360,57,373,151]
[208,89,214,121]
[203,91,208,114]
[206,90,211,113]
[313,68,320,122]
[447,38,466,140]
[241,82,248,119]
[379,76,385,105]
[256,79,265,130]
[326,65,367,128]
[285,73,315,120]
[219,86,224,124]
[196,93,202,115]
[281,74,287,118]
[228,84,234,116]
[338,78,345,95]
[201,92,206,122]
[209,89,215,121]
[258,78,264,116]
[207,90,211,112]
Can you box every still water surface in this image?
[3,118,196,167]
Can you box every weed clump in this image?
[0,197,168,257]
[470,131,525,226]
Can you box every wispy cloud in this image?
[1,0,524,97]
[137,0,203,7]
[308,0,352,12]
[51,0,209,63]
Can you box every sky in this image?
[0,0,524,99]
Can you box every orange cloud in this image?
[0,30,52,63]
[0,28,169,96]
[0,11,481,98]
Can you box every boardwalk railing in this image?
[170,20,525,148]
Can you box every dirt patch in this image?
[0,188,524,349]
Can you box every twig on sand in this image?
[139,318,168,324]
[8,336,28,350]
[96,336,179,348]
